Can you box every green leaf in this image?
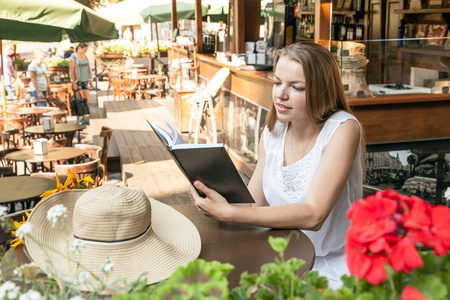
[268,236,289,254]
[414,274,448,300]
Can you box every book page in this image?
[164,120,186,146]
[147,120,174,147]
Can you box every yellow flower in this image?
[39,170,93,201]
[10,211,30,248]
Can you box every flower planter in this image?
[100,52,124,59]
[47,66,69,72]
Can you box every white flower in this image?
[444,187,450,201]
[101,257,114,273]
[69,296,85,300]
[46,204,68,227]
[0,281,20,300]
[0,206,9,219]
[69,239,85,252]
[16,222,32,239]
[73,272,90,285]
[19,290,43,300]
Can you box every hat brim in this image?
[25,189,201,291]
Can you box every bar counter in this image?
[194,53,450,144]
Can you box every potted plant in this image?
[46,58,69,71]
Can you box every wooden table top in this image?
[5,147,85,163]
[25,123,86,135]
[0,176,56,204]
[174,205,315,288]
[0,204,315,288]
[6,107,52,115]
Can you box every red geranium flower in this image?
[388,238,423,273]
[401,286,427,300]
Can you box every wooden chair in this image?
[48,137,68,148]
[1,148,31,175]
[100,126,112,184]
[49,87,71,116]
[42,108,68,123]
[154,75,167,98]
[0,117,29,148]
[363,184,381,198]
[0,166,15,177]
[54,158,101,187]
[30,172,69,184]
[74,144,102,162]
[111,78,126,101]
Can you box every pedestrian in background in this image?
[28,48,49,106]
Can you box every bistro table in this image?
[0,204,315,289]
[25,123,86,147]
[123,74,158,100]
[174,204,315,288]
[6,107,53,125]
[8,99,48,107]
[0,176,56,212]
[5,147,86,174]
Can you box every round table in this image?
[25,123,86,147]
[0,176,56,211]
[6,107,53,125]
[5,147,86,173]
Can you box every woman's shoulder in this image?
[328,110,357,123]
[318,111,360,143]
[69,53,77,60]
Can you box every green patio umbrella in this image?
[0,0,118,42]
[0,0,118,115]
[140,0,207,24]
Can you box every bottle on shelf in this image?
[331,16,336,40]
[339,17,347,41]
[356,19,364,40]
[309,15,315,39]
[347,18,355,41]
[305,16,311,38]
[301,16,307,37]
[398,19,406,47]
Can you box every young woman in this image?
[190,42,364,289]
[69,43,93,124]
[28,48,49,106]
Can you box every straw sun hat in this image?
[25,184,201,291]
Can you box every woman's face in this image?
[272,56,307,124]
[79,46,88,54]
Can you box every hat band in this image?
[73,224,151,245]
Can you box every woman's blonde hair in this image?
[31,48,44,58]
[266,42,350,131]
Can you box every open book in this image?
[148,120,254,203]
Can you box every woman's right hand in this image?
[190,180,235,222]
[73,82,79,91]
[37,90,44,99]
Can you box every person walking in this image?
[69,43,93,124]
[28,48,49,106]
[1,44,23,100]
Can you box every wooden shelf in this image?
[398,46,450,58]
[295,36,314,41]
[333,10,356,15]
[295,10,315,15]
[395,8,450,14]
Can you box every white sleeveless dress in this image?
[262,111,363,289]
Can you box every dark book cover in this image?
[148,120,255,203]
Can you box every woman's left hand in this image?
[190,180,234,222]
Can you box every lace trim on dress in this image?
[275,153,313,203]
